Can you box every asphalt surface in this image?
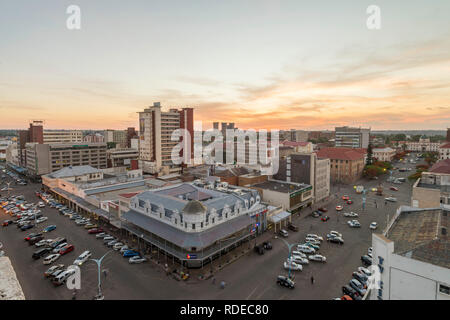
[0,155,420,299]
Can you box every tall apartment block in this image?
[138,102,193,175]
[18,120,44,166]
[25,142,107,177]
[335,126,370,149]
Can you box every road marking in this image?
[246,285,259,300]
[254,285,272,299]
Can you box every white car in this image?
[38,202,45,208]
[385,197,397,202]
[35,217,48,224]
[308,254,327,262]
[43,253,61,265]
[344,212,359,217]
[129,256,148,264]
[288,255,309,265]
[369,222,378,230]
[35,239,53,247]
[113,242,125,251]
[348,220,361,228]
[305,238,321,245]
[296,245,315,254]
[291,251,307,258]
[119,245,130,253]
[330,231,343,238]
[95,232,107,238]
[306,234,323,241]
[283,261,302,271]
[73,250,92,266]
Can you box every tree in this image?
[366,143,373,166]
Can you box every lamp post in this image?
[277,237,304,279]
[90,250,113,300]
[6,181,12,198]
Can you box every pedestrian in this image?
[310,276,314,284]
[212,277,216,285]
[103,269,107,278]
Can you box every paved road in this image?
[0,156,420,299]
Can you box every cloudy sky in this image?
[1,0,449,130]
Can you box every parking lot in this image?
[0,155,420,299]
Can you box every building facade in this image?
[138,102,194,175]
[373,147,396,162]
[25,142,107,177]
[406,137,441,152]
[43,130,83,144]
[107,148,139,169]
[439,142,450,160]
[335,126,370,149]
[317,147,365,184]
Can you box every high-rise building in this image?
[335,126,370,148]
[17,120,44,166]
[138,102,193,175]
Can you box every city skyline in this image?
[1,0,449,130]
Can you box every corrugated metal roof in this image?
[48,165,101,178]
[83,180,146,195]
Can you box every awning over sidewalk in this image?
[52,187,110,220]
[268,210,291,223]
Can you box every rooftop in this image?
[251,179,311,193]
[316,147,365,161]
[440,142,450,149]
[281,140,310,147]
[47,165,101,179]
[429,159,450,174]
[386,208,449,268]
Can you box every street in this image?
[0,156,419,299]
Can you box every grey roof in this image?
[83,180,146,195]
[52,188,110,220]
[183,200,207,215]
[122,209,253,249]
[48,165,101,179]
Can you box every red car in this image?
[342,195,350,201]
[347,200,353,205]
[59,244,74,255]
[88,228,104,234]
[390,187,399,191]
[321,216,330,222]
[318,207,328,212]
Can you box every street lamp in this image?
[277,237,305,280]
[90,250,113,300]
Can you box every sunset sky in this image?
[1,0,449,130]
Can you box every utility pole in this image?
[278,238,304,280]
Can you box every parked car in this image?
[84,223,98,229]
[42,225,56,233]
[305,237,321,244]
[369,222,378,230]
[348,220,361,228]
[321,216,330,222]
[95,232,107,238]
[59,244,75,255]
[35,217,48,224]
[44,264,65,278]
[342,195,350,200]
[385,197,397,202]
[25,233,42,241]
[129,256,148,264]
[342,285,361,300]
[113,242,125,251]
[328,236,344,244]
[279,229,289,238]
[287,255,309,265]
[349,279,367,296]
[288,223,298,232]
[35,239,53,247]
[390,186,399,191]
[52,268,76,286]
[361,255,372,266]
[306,234,323,241]
[43,253,61,265]
[73,250,92,266]
[318,207,328,212]
[52,242,68,253]
[330,231,343,238]
[276,275,295,289]
[123,250,140,258]
[32,247,51,260]
[28,235,44,245]
[20,224,35,231]
[106,240,118,247]
[346,200,353,205]
[344,212,358,217]
[119,245,130,253]
[88,228,104,234]
[283,261,302,271]
[102,236,115,242]
[296,245,315,254]
[335,205,343,211]
[308,254,326,262]
[352,271,369,286]
[358,267,372,277]
[304,242,320,250]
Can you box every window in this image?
[439,284,450,295]
[192,224,195,230]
